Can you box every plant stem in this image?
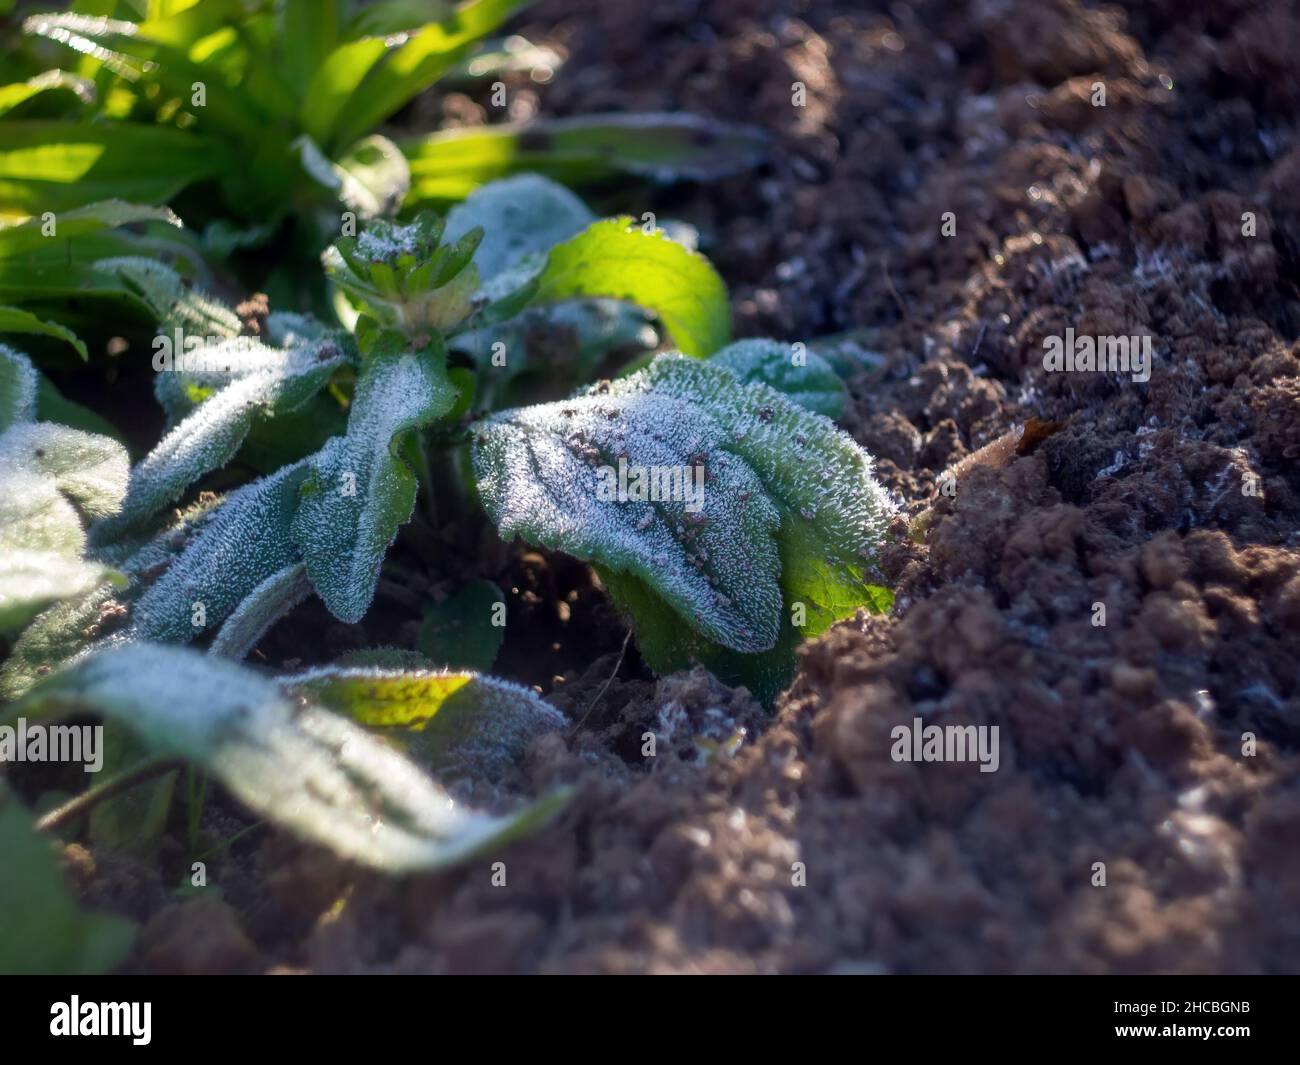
[36,757,186,835]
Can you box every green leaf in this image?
[402,112,768,202]
[23,12,272,140]
[0,200,181,258]
[532,218,730,357]
[129,461,310,643]
[298,133,410,220]
[326,0,533,152]
[0,207,197,322]
[94,335,346,540]
[0,783,135,975]
[473,355,897,704]
[0,121,219,216]
[0,341,38,430]
[282,0,340,96]
[709,338,846,419]
[0,70,95,118]
[299,36,391,146]
[12,643,569,873]
[0,305,87,360]
[292,340,458,623]
[345,0,456,37]
[283,663,566,775]
[417,578,505,671]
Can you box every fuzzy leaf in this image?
[130,462,309,644]
[709,338,846,419]
[0,783,135,975]
[0,550,122,635]
[474,355,896,703]
[532,218,729,357]
[12,644,568,874]
[442,174,593,292]
[0,341,38,430]
[0,488,226,700]
[95,336,346,540]
[0,583,120,701]
[0,422,130,519]
[473,365,783,653]
[0,422,128,630]
[293,342,458,623]
[283,665,567,775]
[91,257,241,337]
[209,563,311,661]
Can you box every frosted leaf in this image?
[324,214,481,333]
[130,461,309,644]
[283,665,568,777]
[443,174,594,292]
[472,375,783,653]
[0,549,121,635]
[474,355,897,703]
[0,423,128,632]
[0,423,129,519]
[92,257,241,337]
[97,337,346,540]
[209,563,311,661]
[0,492,221,699]
[11,644,568,874]
[0,343,38,431]
[709,338,846,418]
[263,311,332,347]
[603,356,896,623]
[0,583,119,700]
[451,298,658,405]
[152,334,295,420]
[292,344,458,624]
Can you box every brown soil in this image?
[79,0,1300,973]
